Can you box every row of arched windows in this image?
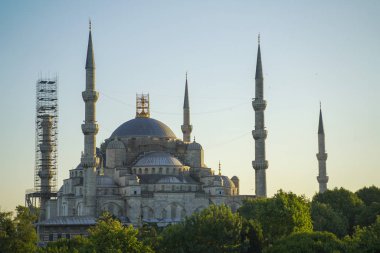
[133,167,187,175]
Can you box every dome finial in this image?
[89,18,92,31]
[193,136,196,142]
[218,160,222,176]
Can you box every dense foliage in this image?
[160,204,263,253]
[1,186,380,253]
[0,206,38,253]
[239,190,313,244]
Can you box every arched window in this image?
[162,209,167,219]
[145,168,148,174]
[159,167,163,174]
[166,168,169,174]
[138,168,142,174]
[171,205,176,219]
[152,167,156,174]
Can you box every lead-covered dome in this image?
[134,152,183,167]
[110,117,176,139]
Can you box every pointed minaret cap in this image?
[255,34,263,79]
[318,103,324,134]
[86,20,95,69]
[183,72,189,109]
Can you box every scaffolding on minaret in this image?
[25,77,58,210]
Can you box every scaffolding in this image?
[25,77,58,210]
[136,93,150,118]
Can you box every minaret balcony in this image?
[38,170,54,179]
[316,153,328,160]
[39,143,53,152]
[252,160,268,170]
[252,129,267,140]
[317,176,329,184]
[252,99,267,111]
[82,91,99,102]
[81,156,99,168]
[181,124,193,133]
[81,123,99,135]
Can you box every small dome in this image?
[231,176,239,181]
[135,152,183,167]
[111,117,176,139]
[221,176,236,188]
[107,138,125,149]
[188,140,202,150]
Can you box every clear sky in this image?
[0,1,379,211]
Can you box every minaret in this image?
[81,21,99,216]
[316,105,328,193]
[181,73,192,142]
[252,35,268,197]
[38,114,54,220]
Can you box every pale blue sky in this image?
[0,1,379,211]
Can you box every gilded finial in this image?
[258,33,260,45]
[89,19,92,31]
[193,136,195,142]
[218,160,221,176]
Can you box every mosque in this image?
[36,25,257,242]
[33,23,330,242]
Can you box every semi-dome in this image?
[107,138,125,149]
[110,117,176,139]
[188,140,202,150]
[134,152,183,167]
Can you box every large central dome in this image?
[110,117,177,139]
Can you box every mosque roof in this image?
[137,174,198,184]
[187,140,202,150]
[110,117,176,139]
[134,152,183,167]
[107,138,125,149]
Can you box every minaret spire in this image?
[252,35,268,197]
[181,72,192,142]
[317,105,328,193]
[81,23,99,216]
[86,20,95,69]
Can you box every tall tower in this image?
[25,77,58,214]
[38,115,54,219]
[252,36,268,197]
[81,22,100,216]
[181,73,192,142]
[316,106,328,193]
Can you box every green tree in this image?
[356,186,380,206]
[42,236,92,253]
[313,187,363,234]
[0,206,38,253]
[311,201,349,237]
[240,218,263,253]
[265,231,344,253]
[355,202,380,228]
[138,224,161,252]
[239,190,313,244]
[344,216,380,253]
[88,212,153,253]
[160,204,260,253]
[41,213,153,253]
